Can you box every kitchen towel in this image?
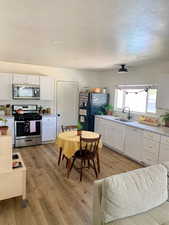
[30,121,36,133]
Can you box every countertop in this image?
[96,115,169,137]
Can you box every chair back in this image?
[80,135,101,156]
[61,125,78,132]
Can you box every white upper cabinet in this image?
[157,77,169,109]
[12,74,40,85]
[40,76,54,101]
[0,73,12,100]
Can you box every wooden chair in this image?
[69,135,101,181]
[58,125,78,166]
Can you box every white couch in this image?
[93,164,169,225]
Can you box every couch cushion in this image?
[102,165,168,223]
[108,202,169,225]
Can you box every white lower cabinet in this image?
[159,144,169,162]
[142,131,160,165]
[95,116,169,166]
[124,127,143,162]
[95,117,125,152]
[42,116,56,142]
[6,117,14,145]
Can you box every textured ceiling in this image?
[0,0,169,70]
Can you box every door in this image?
[56,81,79,133]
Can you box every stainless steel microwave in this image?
[12,84,40,100]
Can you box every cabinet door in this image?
[125,127,143,161]
[13,74,27,84]
[0,74,12,100]
[13,74,39,85]
[157,76,169,109]
[103,121,125,152]
[6,118,14,145]
[159,143,169,163]
[26,75,39,85]
[40,76,54,100]
[42,116,56,142]
[142,138,160,165]
[113,123,125,152]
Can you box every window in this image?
[115,86,157,113]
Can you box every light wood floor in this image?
[0,144,142,225]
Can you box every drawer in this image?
[161,136,169,145]
[143,138,160,152]
[143,131,160,142]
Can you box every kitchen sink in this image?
[115,118,132,122]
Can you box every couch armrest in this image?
[93,179,104,225]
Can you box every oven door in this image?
[15,120,41,138]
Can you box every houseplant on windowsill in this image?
[77,121,83,136]
[160,113,169,127]
[0,118,8,135]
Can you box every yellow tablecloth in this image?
[57,130,102,159]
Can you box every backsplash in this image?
[0,100,55,115]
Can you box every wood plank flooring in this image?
[0,144,142,225]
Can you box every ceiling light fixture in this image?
[118,64,128,73]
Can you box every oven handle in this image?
[15,120,42,123]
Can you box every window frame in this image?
[115,85,158,114]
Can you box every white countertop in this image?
[96,115,169,137]
[41,114,56,117]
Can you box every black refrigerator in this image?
[79,92,109,131]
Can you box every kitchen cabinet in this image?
[13,74,39,85]
[95,117,125,152]
[6,117,14,145]
[124,127,143,162]
[156,76,169,109]
[0,117,14,145]
[42,115,56,142]
[0,73,12,100]
[159,136,169,162]
[159,144,169,162]
[40,76,54,101]
[142,131,160,165]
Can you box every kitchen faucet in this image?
[122,107,132,120]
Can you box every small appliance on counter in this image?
[12,105,42,147]
[79,92,109,131]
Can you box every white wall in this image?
[0,61,102,88]
[99,60,169,115]
[0,61,103,113]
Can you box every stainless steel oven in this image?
[15,120,41,147]
[13,105,42,147]
[12,84,40,100]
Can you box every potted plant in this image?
[0,118,8,135]
[104,104,113,115]
[77,121,83,136]
[160,113,169,127]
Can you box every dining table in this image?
[57,130,102,177]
